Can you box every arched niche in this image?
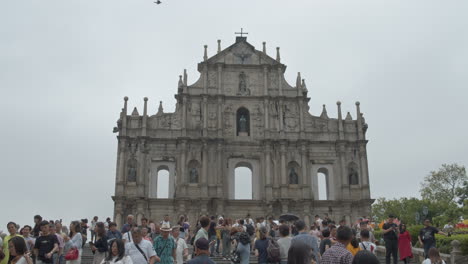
[236,107,250,136]
[287,161,300,184]
[126,158,138,182]
[149,161,175,199]
[187,160,201,184]
[310,165,335,200]
[348,162,359,185]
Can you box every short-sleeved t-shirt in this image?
[187,255,216,264]
[153,236,176,264]
[175,238,188,264]
[34,235,59,263]
[320,238,332,255]
[382,223,398,240]
[277,237,291,261]
[254,238,269,263]
[420,226,439,244]
[208,222,217,237]
[125,239,156,264]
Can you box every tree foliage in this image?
[420,163,467,204]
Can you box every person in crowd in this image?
[20,225,35,252]
[329,225,337,244]
[319,229,332,255]
[221,218,232,260]
[176,216,186,240]
[49,223,65,264]
[122,224,137,244]
[351,250,380,264]
[125,227,159,264]
[419,219,448,259]
[287,241,313,264]
[277,224,292,264]
[346,229,361,256]
[33,216,43,238]
[151,224,161,241]
[315,215,323,230]
[91,222,108,264]
[253,226,269,264]
[141,227,152,242]
[422,248,446,264]
[320,226,353,264]
[398,224,412,263]
[8,236,33,264]
[291,220,320,263]
[121,215,134,234]
[382,214,399,264]
[207,216,217,257]
[194,217,210,245]
[90,217,98,243]
[187,238,215,264]
[309,223,321,239]
[63,221,83,264]
[172,227,188,264]
[153,223,176,264]
[359,229,376,254]
[107,223,122,243]
[338,219,347,228]
[101,239,132,264]
[0,222,22,264]
[235,231,250,264]
[104,218,112,231]
[33,221,59,264]
[139,218,149,230]
[79,220,88,247]
[160,215,170,227]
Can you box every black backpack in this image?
[246,224,255,236]
[267,238,281,263]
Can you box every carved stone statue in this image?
[349,167,359,185]
[239,115,247,132]
[127,161,137,182]
[289,167,298,184]
[189,167,199,183]
[238,72,250,95]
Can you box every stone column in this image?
[279,99,284,134]
[280,142,287,196]
[202,96,208,136]
[277,67,283,96]
[217,97,223,137]
[182,96,187,136]
[201,142,208,196]
[114,199,124,229]
[217,64,223,94]
[180,140,187,196]
[263,66,268,95]
[359,144,370,199]
[216,143,224,197]
[116,139,126,184]
[298,100,304,138]
[300,144,309,199]
[338,143,350,199]
[264,142,273,200]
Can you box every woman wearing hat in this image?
[153,224,176,264]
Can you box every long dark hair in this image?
[70,221,81,237]
[106,239,125,262]
[9,236,27,256]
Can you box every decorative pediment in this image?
[206,39,280,66]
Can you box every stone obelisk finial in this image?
[263,42,266,53]
[276,47,281,62]
[203,45,208,61]
[217,40,221,53]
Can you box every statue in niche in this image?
[237,72,250,95]
[349,167,359,185]
[239,115,247,132]
[189,167,199,183]
[127,160,137,182]
[289,167,298,184]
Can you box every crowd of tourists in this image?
[0,213,449,264]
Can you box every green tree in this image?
[420,163,467,204]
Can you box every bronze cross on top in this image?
[235,28,248,37]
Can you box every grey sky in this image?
[1,0,467,229]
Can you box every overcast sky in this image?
[1,0,467,230]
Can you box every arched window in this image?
[317,168,329,200]
[234,164,252,200]
[348,162,359,185]
[236,107,250,136]
[157,166,169,198]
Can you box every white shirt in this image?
[175,237,188,264]
[422,259,445,264]
[359,241,377,254]
[100,256,133,264]
[15,257,29,264]
[125,239,156,264]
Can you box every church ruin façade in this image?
[112,36,373,227]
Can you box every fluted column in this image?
[201,142,208,196]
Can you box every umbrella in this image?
[279,213,299,222]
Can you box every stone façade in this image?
[112,36,373,227]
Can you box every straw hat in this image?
[161,223,172,232]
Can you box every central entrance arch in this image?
[227,158,261,200]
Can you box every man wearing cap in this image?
[153,223,176,264]
[382,215,399,264]
[188,238,215,264]
[125,227,159,264]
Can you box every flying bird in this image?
[154,0,162,4]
